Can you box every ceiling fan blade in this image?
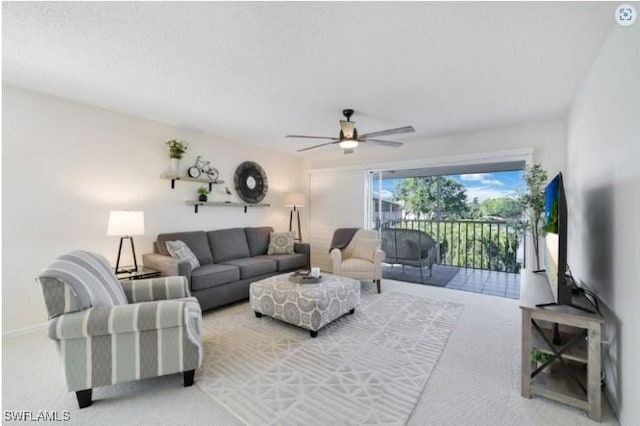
[286,135,337,140]
[297,141,339,152]
[362,139,404,147]
[358,126,415,139]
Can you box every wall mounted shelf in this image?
[185,201,271,214]
[161,174,225,191]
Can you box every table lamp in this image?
[107,210,145,274]
[284,193,305,242]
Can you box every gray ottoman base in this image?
[250,273,360,337]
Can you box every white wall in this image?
[309,170,367,271]
[566,24,640,425]
[2,85,307,333]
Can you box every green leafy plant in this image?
[518,164,548,270]
[531,349,553,364]
[166,139,188,159]
[197,186,209,196]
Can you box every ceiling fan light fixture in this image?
[339,140,359,149]
[339,120,356,139]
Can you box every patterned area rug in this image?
[196,289,463,425]
[382,263,460,287]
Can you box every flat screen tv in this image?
[543,172,572,305]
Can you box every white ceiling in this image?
[2,2,614,156]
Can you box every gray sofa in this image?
[380,228,438,283]
[142,227,310,311]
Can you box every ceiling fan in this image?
[287,109,415,155]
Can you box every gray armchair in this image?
[381,228,438,283]
[37,251,202,408]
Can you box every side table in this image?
[520,269,603,421]
[115,267,161,281]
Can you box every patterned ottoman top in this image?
[250,272,359,299]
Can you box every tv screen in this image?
[543,173,571,304]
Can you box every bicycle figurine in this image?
[187,156,219,181]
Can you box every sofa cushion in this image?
[190,264,240,291]
[157,231,214,265]
[219,257,277,279]
[207,228,250,262]
[244,227,274,257]
[165,240,200,269]
[260,253,308,272]
[267,231,295,255]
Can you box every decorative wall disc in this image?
[234,161,268,203]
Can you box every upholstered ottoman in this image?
[250,273,360,337]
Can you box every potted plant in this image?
[197,186,209,202]
[519,164,548,270]
[531,349,554,372]
[166,139,188,176]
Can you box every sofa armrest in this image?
[47,298,201,340]
[294,242,311,268]
[142,253,192,280]
[120,276,190,303]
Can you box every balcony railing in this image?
[378,219,524,273]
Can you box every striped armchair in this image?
[37,251,202,408]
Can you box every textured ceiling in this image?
[2,2,614,156]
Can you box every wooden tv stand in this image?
[519,269,604,421]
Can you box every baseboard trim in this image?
[3,322,47,340]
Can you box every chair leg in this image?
[419,265,425,283]
[76,389,92,409]
[376,279,381,293]
[183,370,195,387]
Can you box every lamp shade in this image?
[107,211,145,236]
[283,193,305,208]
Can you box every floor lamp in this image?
[284,193,305,242]
[107,210,145,274]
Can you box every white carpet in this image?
[1,279,619,425]
[196,291,463,425]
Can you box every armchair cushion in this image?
[351,238,379,261]
[120,276,190,303]
[38,251,127,310]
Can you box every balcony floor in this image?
[382,264,520,299]
[444,267,520,299]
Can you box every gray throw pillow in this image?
[166,240,200,269]
[267,232,295,255]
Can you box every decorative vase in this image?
[170,158,180,176]
[199,194,208,202]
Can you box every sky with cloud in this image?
[374,170,524,203]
